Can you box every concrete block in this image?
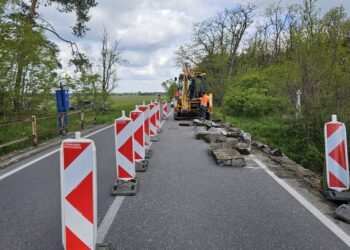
[211,148,246,167]
[335,204,350,223]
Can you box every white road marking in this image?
[250,154,350,247]
[0,124,113,181]
[97,197,125,244]
[96,112,171,243]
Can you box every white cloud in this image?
[37,0,350,92]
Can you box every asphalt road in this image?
[0,116,349,249]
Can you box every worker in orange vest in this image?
[200,91,210,120]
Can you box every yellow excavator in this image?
[173,62,213,120]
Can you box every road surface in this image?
[0,116,349,249]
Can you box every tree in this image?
[161,79,177,99]
[176,3,256,103]
[3,0,97,113]
[100,27,124,102]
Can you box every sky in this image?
[38,0,350,93]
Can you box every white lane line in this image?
[0,124,113,181]
[97,197,125,244]
[96,112,171,243]
[250,154,350,247]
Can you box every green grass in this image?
[95,95,160,124]
[214,110,288,148]
[0,94,163,156]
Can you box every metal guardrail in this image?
[0,108,97,149]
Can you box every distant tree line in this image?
[177,0,350,172]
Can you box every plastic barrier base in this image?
[335,204,350,223]
[136,160,148,172]
[97,243,112,250]
[151,135,159,142]
[157,128,163,133]
[322,190,350,202]
[111,178,138,196]
[145,149,153,159]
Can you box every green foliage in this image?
[161,79,177,100]
[223,74,285,116]
[206,1,350,173]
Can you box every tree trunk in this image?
[13,0,37,110]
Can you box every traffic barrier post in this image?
[149,101,158,142]
[112,111,138,196]
[60,132,97,250]
[138,103,153,159]
[154,101,162,133]
[162,101,168,120]
[130,108,148,172]
[323,115,350,202]
[325,115,349,190]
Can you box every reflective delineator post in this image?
[149,101,158,141]
[60,132,97,250]
[130,108,148,172]
[154,101,161,132]
[138,102,153,159]
[112,111,138,196]
[325,114,349,191]
[138,102,150,147]
[162,101,168,120]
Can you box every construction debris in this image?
[211,148,246,167]
[192,120,251,167]
[335,204,350,223]
[179,122,192,126]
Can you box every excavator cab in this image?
[173,63,213,120]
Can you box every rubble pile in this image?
[193,119,250,167]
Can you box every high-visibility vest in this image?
[201,94,209,106]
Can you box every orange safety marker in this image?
[60,132,97,250]
[112,111,138,196]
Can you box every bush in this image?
[224,87,283,116]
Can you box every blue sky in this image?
[38,0,350,93]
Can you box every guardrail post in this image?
[222,106,226,123]
[80,108,85,130]
[93,106,97,125]
[31,115,38,146]
[60,112,66,135]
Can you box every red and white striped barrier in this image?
[162,101,168,120]
[154,101,161,129]
[60,132,97,250]
[115,111,135,180]
[138,103,150,147]
[149,102,157,136]
[325,115,349,191]
[130,108,145,161]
